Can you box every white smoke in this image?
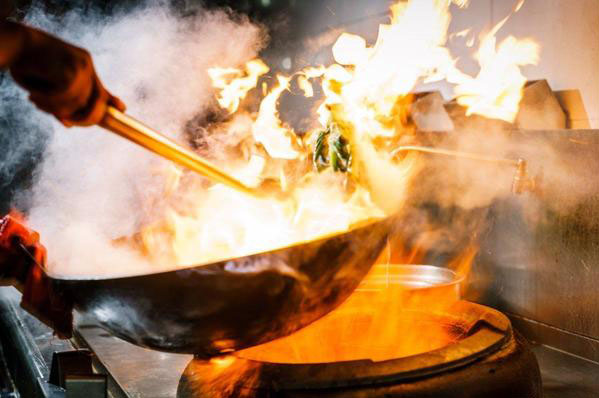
[5,1,592,281]
[12,3,267,278]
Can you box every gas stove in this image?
[177,300,541,398]
[1,287,596,398]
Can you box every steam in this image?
[2,1,593,281]
[0,75,51,213]
[7,3,267,278]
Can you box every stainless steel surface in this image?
[0,287,74,398]
[363,264,463,289]
[468,129,599,359]
[0,342,17,397]
[532,344,599,398]
[510,314,599,364]
[74,319,189,398]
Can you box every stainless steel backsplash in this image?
[468,130,599,362]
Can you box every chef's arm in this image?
[0,214,73,338]
[0,17,125,126]
[0,19,24,68]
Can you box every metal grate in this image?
[0,342,18,398]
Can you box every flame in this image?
[296,75,314,98]
[139,172,384,267]
[133,0,537,391]
[452,1,539,121]
[448,243,478,294]
[208,59,269,113]
[179,240,479,397]
[453,27,539,121]
[183,355,261,398]
[236,245,477,364]
[325,0,538,129]
[133,0,538,274]
[251,75,300,159]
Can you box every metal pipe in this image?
[392,145,534,194]
[391,145,520,166]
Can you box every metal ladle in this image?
[100,106,258,196]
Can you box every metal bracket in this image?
[49,350,106,398]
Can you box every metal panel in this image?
[74,320,191,398]
[510,314,599,364]
[0,287,71,398]
[532,344,599,398]
[469,130,599,349]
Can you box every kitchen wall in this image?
[449,0,599,360]
[292,0,598,128]
[492,0,599,129]
[471,129,599,363]
[452,0,599,128]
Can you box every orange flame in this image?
[136,0,537,274]
[236,243,477,364]
[208,59,269,113]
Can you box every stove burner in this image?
[177,301,542,398]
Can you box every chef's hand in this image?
[2,20,125,126]
[0,213,73,338]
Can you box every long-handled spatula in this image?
[100,106,259,196]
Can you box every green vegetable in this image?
[312,123,351,173]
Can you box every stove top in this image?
[0,287,597,398]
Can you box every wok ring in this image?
[51,216,395,356]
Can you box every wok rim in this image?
[367,264,466,289]
[46,215,391,282]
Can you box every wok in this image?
[50,215,396,356]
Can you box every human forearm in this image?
[4,20,126,125]
[0,214,73,338]
[0,19,25,68]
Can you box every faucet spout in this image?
[392,146,538,195]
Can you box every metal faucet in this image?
[391,146,538,195]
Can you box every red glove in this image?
[0,213,73,338]
[2,20,126,126]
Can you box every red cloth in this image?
[0,213,73,338]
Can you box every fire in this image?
[232,244,477,364]
[453,20,539,121]
[139,172,384,267]
[451,0,539,121]
[130,0,536,392]
[251,75,300,159]
[133,0,538,272]
[181,242,478,397]
[183,355,261,398]
[207,59,269,113]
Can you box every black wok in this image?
[50,215,396,356]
